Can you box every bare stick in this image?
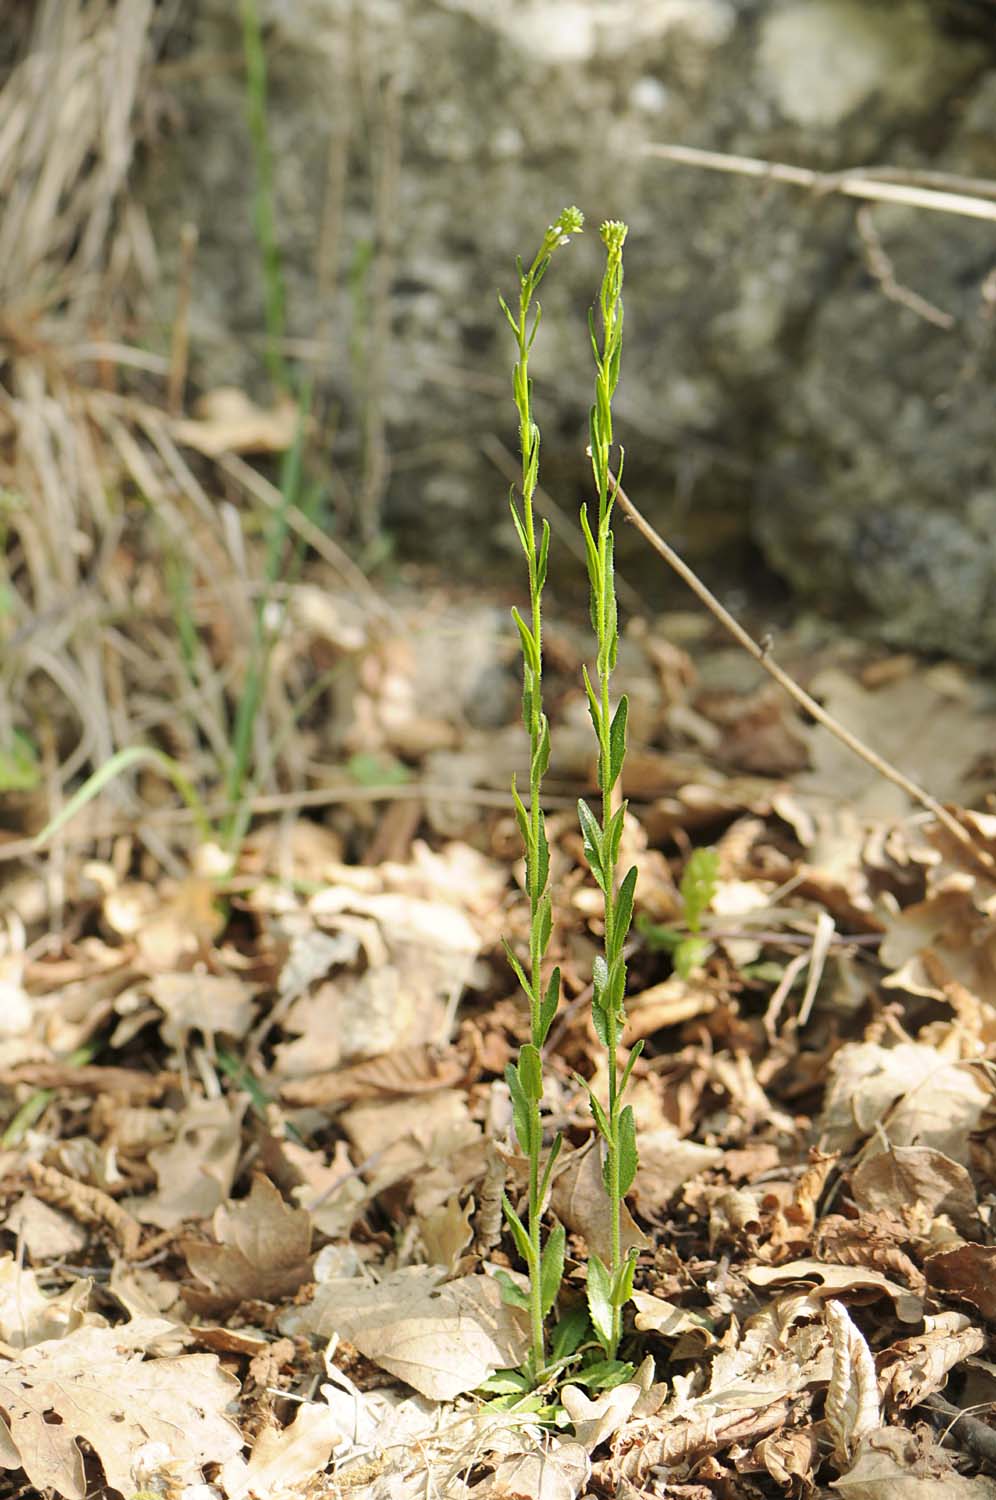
[642,142,996,226]
[612,472,993,871]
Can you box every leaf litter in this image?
[7,617,996,1500]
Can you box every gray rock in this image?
[140,0,996,656]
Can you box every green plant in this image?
[576,220,640,1362]
[638,845,720,978]
[497,206,583,1381]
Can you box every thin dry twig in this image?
[612,472,995,874]
[642,142,996,225]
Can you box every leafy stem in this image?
[579,220,639,1361]
[499,207,582,1380]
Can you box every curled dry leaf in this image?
[824,1300,880,1469]
[0,1256,97,1350]
[831,1425,996,1499]
[878,1312,985,1411]
[925,1243,996,1320]
[746,1260,922,1323]
[550,1139,648,1264]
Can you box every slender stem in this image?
[501,207,583,1380]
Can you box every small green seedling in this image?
[638,845,720,977]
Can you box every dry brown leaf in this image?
[151,971,254,1051]
[133,1095,247,1229]
[825,1299,880,1467]
[220,1402,343,1499]
[280,1041,467,1108]
[818,1041,990,1167]
[4,1196,87,1261]
[747,1260,923,1323]
[181,1175,313,1314]
[0,1256,97,1350]
[468,1442,591,1500]
[418,1193,474,1273]
[550,1141,648,1264]
[756,1426,820,1491]
[831,1425,996,1498]
[630,1126,723,1214]
[561,1356,655,1451]
[879,1312,985,1411]
[631,1291,716,1353]
[0,1316,241,1499]
[279,1266,528,1400]
[850,1145,980,1235]
[925,1243,996,1319]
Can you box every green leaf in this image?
[570,1359,635,1392]
[585,1252,614,1357]
[511,606,539,676]
[537,1131,563,1207]
[518,1043,544,1103]
[535,714,551,781]
[612,1249,638,1309]
[540,1223,566,1316]
[505,1063,532,1155]
[537,966,560,1046]
[607,695,628,789]
[510,778,530,851]
[502,1192,535,1270]
[616,1105,638,1197]
[581,663,601,739]
[612,865,638,958]
[536,517,551,592]
[508,490,529,557]
[577,799,605,890]
[674,934,712,979]
[493,1271,530,1311]
[537,892,552,958]
[579,502,600,601]
[0,730,40,793]
[501,938,532,1003]
[551,1303,590,1362]
[618,1038,644,1099]
[590,999,610,1049]
[681,847,719,934]
[585,1086,611,1144]
[535,811,550,898]
[478,1364,530,1393]
[603,802,627,875]
[497,291,519,335]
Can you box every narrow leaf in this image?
[511,606,539,675]
[577,798,605,889]
[494,1270,530,1310]
[537,892,552,958]
[618,1038,644,1099]
[540,1224,566,1316]
[612,1248,638,1309]
[505,1062,531,1155]
[537,966,560,1045]
[616,1104,638,1197]
[608,695,628,789]
[612,865,638,958]
[551,1302,590,1362]
[518,1043,543,1104]
[536,517,550,592]
[586,1252,614,1357]
[501,938,532,1002]
[510,778,529,851]
[502,1192,535,1270]
[581,663,602,739]
[537,1130,563,1208]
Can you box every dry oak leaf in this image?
[0,1316,241,1499]
[0,1256,96,1351]
[181,1175,313,1315]
[818,1041,990,1168]
[220,1402,343,1500]
[279,1265,528,1400]
[468,1442,591,1500]
[850,1145,980,1237]
[831,1424,996,1499]
[925,1243,996,1320]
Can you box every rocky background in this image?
[141,0,996,658]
